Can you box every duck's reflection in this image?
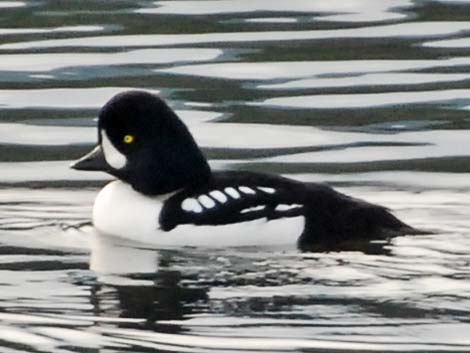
[86,229,392,333]
[89,233,208,333]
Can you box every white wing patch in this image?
[181,198,203,213]
[239,186,256,194]
[181,185,295,215]
[240,205,266,214]
[224,187,240,199]
[101,130,127,169]
[275,204,302,211]
[198,195,216,209]
[257,186,276,194]
[209,190,228,203]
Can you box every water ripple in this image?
[137,0,413,23]
[3,22,470,50]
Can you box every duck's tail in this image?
[297,183,431,251]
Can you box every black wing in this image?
[158,171,309,231]
[158,171,422,252]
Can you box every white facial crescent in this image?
[101,130,127,169]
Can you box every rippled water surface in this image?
[2,1,470,352]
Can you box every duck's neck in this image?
[129,166,212,196]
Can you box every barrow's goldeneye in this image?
[71,91,423,251]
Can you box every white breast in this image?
[93,180,165,243]
[93,180,305,248]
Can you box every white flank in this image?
[257,186,276,194]
[181,198,203,213]
[198,194,216,209]
[209,190,228,203]
[239,186,256,194]
[93,180,304,247]
[101,130,127,169]
[224,187,240,199]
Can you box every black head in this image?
[71,90,211,195]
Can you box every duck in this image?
[71,90,423,251]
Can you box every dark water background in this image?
[2,0,470,352]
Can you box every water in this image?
[1,0,470,351]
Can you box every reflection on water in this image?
[0,49,222,72]
[135,0,411,18]
[1,0,470,352]
[6,21,470,50]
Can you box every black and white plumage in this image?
[71,91,423,251]
[159,171,306,231]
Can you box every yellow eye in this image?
[123,134,134,144]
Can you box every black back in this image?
[159,171,312,231]
[158,170,419,251]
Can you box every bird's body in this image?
[92,179,305,248]
[72,91,422,251]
